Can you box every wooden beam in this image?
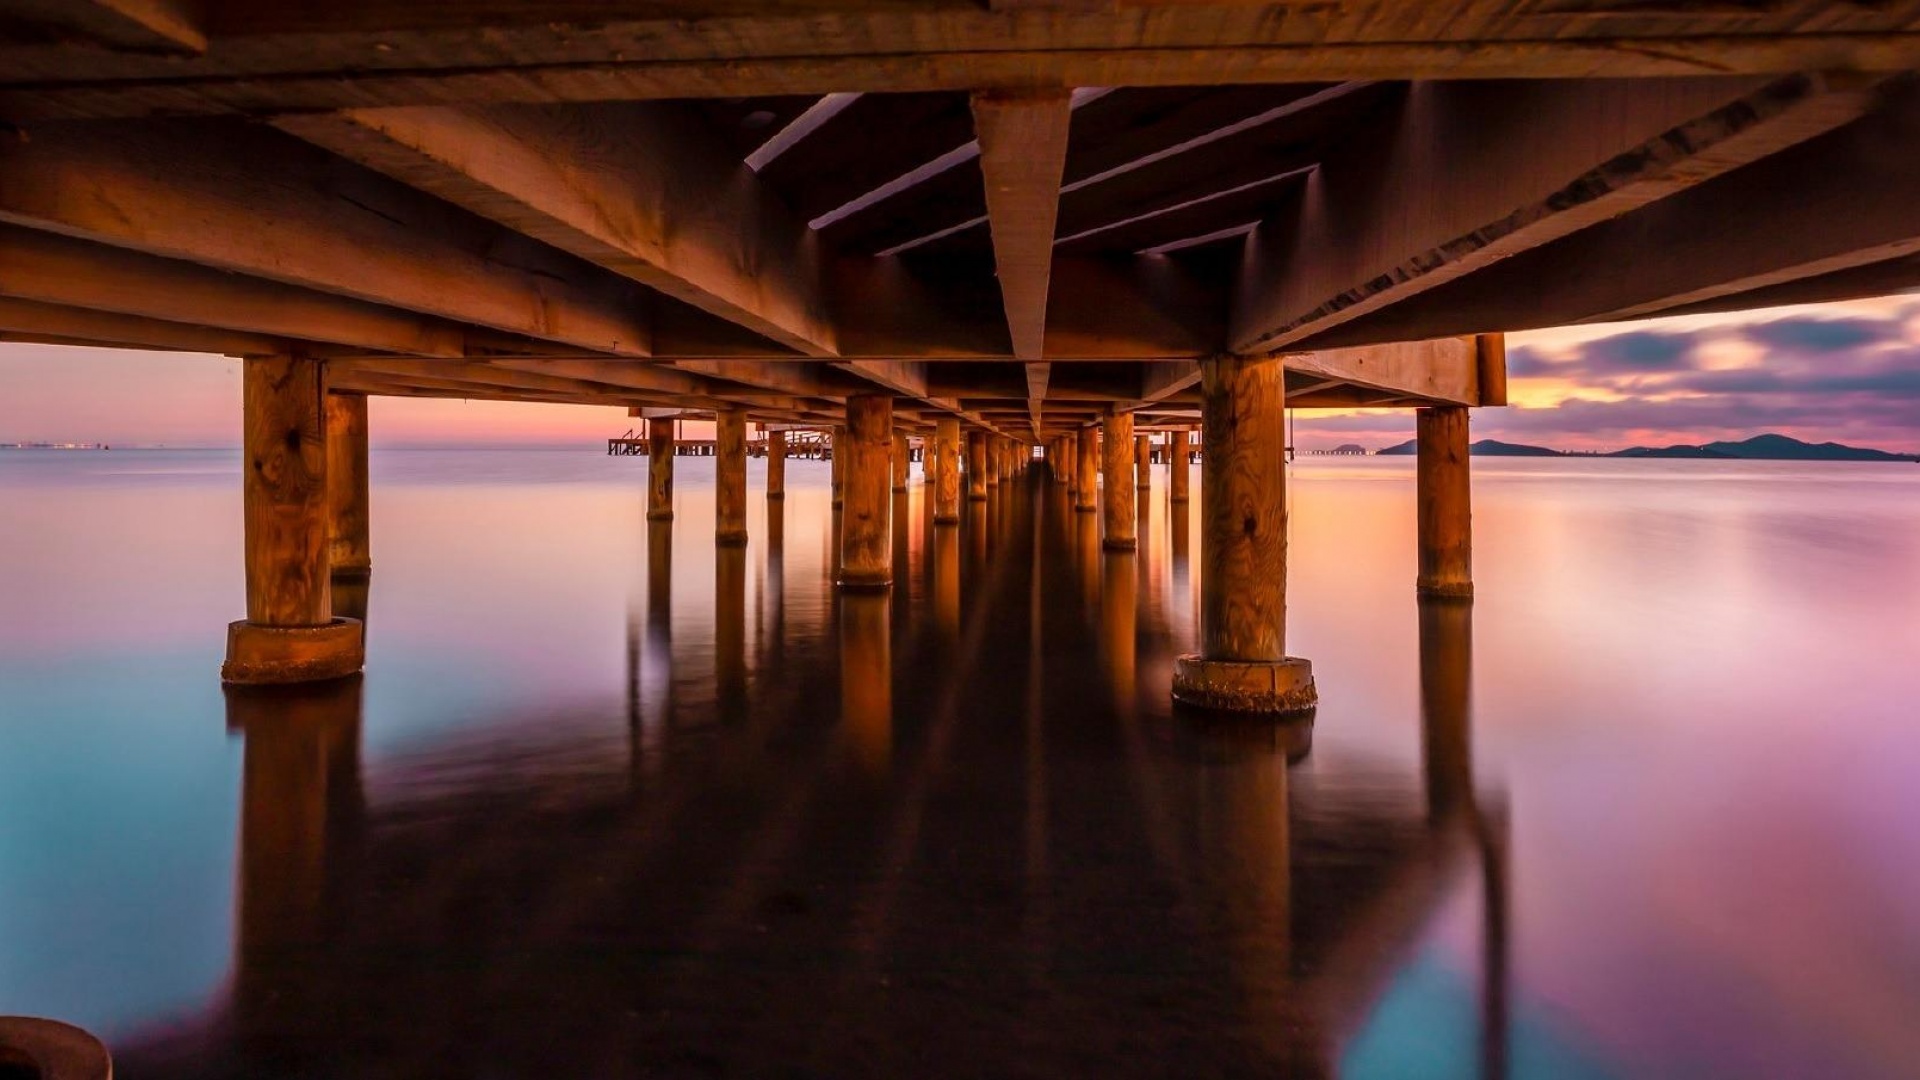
[0,119,652,355]
[22,0,207,54]
[1284,338,1480,406]
[971,89,1072,362]
[0,224,467,357]
[0,296,279,355]
[1230,74,1882,354]
[8,16,1920,123]
[276,103,836,356]
[1025,363,1050,441]
[1290,81,1920,347]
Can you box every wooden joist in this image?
[1230,74,1885,355]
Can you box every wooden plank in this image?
[0,120,653,355]
[6,0,206,54]
[0,224,467,357]
[277,102,836,356]
[971,89,1072,361]
[1230,74,1881,354]
[1025,362,1050,440]
[1285,338,1479,405]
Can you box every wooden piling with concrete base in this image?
[325,391,371,580]
[967,431,988,501]
[223,354,364,685]
[1102,412,1136,550]
[1075,426,1098,513]
[1417,406,1474,600]
[933,417,961,524]
[840,395,893,588]
[891,431,909,493]
[647,419,674,521]
[766,429,786,499]
[716,409,747,546]
[1169,429,1190,503]
[1171,354,1316,715]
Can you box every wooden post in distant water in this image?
[222,354,363,684]
[1171,354,1315,714]
[1075,426,1097,513]
[933,417,961,524]
[647,419,674,521]
[1135,433,1151,489]
[325,391,371,580]
[891,431,910,493]
[766,428,786,499]
[985,434,1001,490]
[831,425,846,508]
[967,431,989,501]
[716,408,747,546]
[1416,406,1474,600]
[840,394,892,588]
[1169,428,1190,503]
[1102,411,1136,550]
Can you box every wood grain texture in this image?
[647,419,675,521]
[840,394,893,586]
[715,408,748,544]
[243,354,331,627]
[891,431,910,492]
[1134,433,1151,489]
[1075,426,1098,513]
[1101,411,1136,550]
[830,425,846,507]
[1416,406,1473,599]
[323,391,371,578]
[766,428,787,498]
[1169,428,1190,502]
[933,417,961,524]
[1198,354,1288,663]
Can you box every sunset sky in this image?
[2,293,1916,454]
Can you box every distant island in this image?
[1374,433,1915,462]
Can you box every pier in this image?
[0,4,1916,708]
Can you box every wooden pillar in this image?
[1074,426,1098,513]
[647,419,674,521]
[967,431,989,501]
[830,425,846,508]
[1169,429,1190,503]
[985,434,1001,488]
[1135,433,1151,489]
[1171,354,1315,714]
[891,431,910,492]
[222,354,363,685]
[1101,411,1136,551]
[840,394,892,588]
[766,428,787,499]
[324,392,371,580]
[715,408,747,546]
[933,417,961,524]
[1417,406,1474,600]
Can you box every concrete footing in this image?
[1416,580,1475,601]
[1172,654,1317,714]
[0,1016,112,1080]
[222,617,365,685]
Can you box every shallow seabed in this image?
[2,450,1918,1078]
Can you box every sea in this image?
[1,448,1917,1078]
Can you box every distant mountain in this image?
[1610,433,1914,461]
[1376,438,1562,457]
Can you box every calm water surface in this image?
[2,449,1918,1078]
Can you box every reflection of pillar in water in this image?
[716,542,747,717]
[839,592,892,776]
[229,677,364,1013]
[1419,598,1474,821]
[892,491,911,616]
[1101,551,1137,710]
[766,497,786,665]
[645,519,674,729]
[766,428,787,500]
[1075,505,1100,615]
[966,497,988,572]
[933,517,960,643]
[1170,497,1191,639]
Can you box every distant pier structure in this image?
[2,3,1917,707]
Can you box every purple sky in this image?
[1,294,1916,453]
